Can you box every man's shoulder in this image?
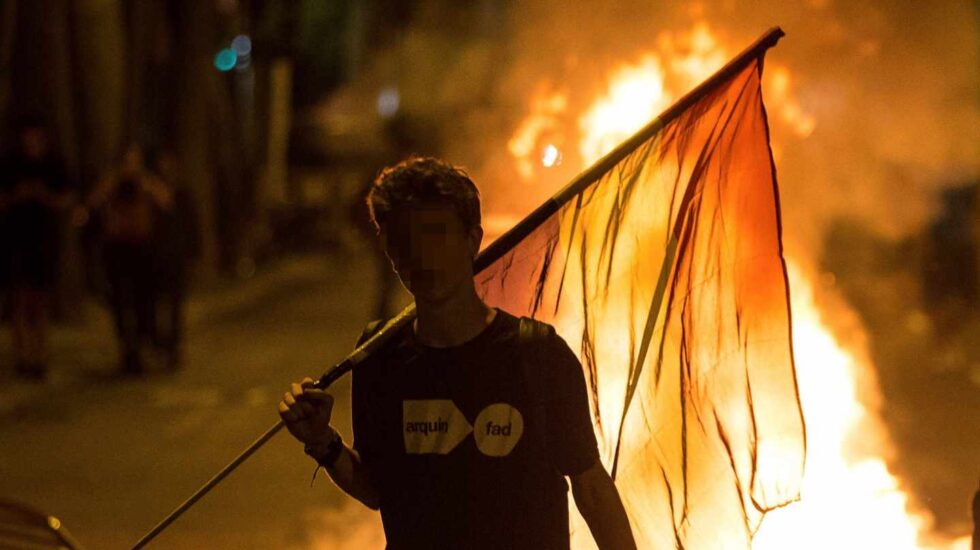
[352,310,565,361]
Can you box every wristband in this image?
[304,430,344,468]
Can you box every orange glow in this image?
[578,55,670,165]
[508,88,568,179]
[765,66,816,138]
[657,21,729,91]
[542,143,562,167]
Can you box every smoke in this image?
[441,0,980,254]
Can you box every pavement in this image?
[0,248,402,550]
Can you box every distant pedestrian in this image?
[149,149,199,369]
[0,120,72,380]
[88,144,171,375]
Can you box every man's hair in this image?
[367,156,481,232]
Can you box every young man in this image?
[279,157,636,549]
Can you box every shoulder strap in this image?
[519,316,555,463]
[518,316,552,404]
[518,316,551,348]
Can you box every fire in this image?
[751,264,972,550]
[507,22,970,550]
[765,66,816,139]
[507,23,816,187]
[578,54,670,165]
[507,86,569,179]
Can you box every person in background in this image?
[88,144,171,375]
[149,149,199,370]
[0,120,72,380]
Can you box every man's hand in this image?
[278,377,335,446]
[278,376,381,509]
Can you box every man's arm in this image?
[571,460,637,550]
[279,378,380,509]
[536,327,637,549]
[309,434,381,510]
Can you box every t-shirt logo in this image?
[473,403,525,457]
[402,400,524,457]
[403,400,472,455]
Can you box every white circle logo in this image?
[473,403,524,457]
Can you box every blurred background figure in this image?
[87,144,172,375]
[149,149,199,370]
[0,119,72,380]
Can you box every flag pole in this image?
[128,26,784,549]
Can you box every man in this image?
[0,120,72,380]
[279,157,636,549]
[88,144,172,375]
[149,149,200,370]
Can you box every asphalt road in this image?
[0,251,398,550]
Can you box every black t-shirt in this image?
[351,309,600,550]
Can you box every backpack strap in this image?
[518,316,552,444]
[518,317,552,349]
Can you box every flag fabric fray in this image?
[476,53,806,548]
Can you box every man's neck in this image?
[414,283,496,348]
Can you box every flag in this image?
[474,28,806,548]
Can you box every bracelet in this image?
[304,430,344,468]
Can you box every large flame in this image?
[752,264,971,550]
[507,22,970,550]
[578,54,670,165]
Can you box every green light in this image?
[214,48,237,72]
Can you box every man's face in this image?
[380,203,481,303]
